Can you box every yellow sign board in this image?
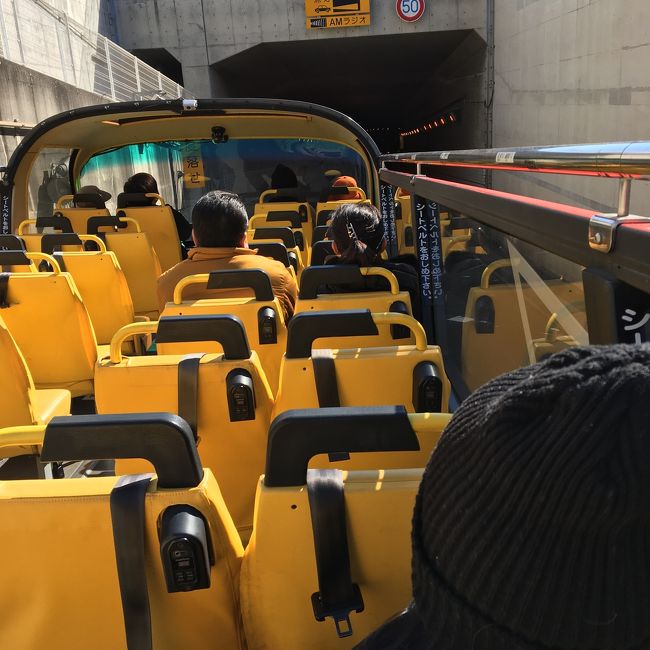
[305,0,371,29]
[182,143,206,189]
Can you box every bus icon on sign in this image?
[310,17,327,27]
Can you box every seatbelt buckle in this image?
[311,584,364,638]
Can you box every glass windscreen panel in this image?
[28,147,73,221]
[436,212,587,399]
[79,138,367,216]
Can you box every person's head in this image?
[327,203,386,266]
[75,184,111,208]
[124,172,159,197]
[394,343,650,649]
[191,190,248,248]
[271,164,297,189]
[328,175,361,201]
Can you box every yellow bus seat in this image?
[315,185,368,226]
[0,414,246,649]
[0,269,97,397]
[16,215,74,252]
[250,214,309,266]
[310,240,334,266]
[248,226,304,279]
[0,241,39,273]
[52,191,111,232]
[251,208,312,236]
[95,315,274,542]
[297,265,415,348]
[273,311,450,471]
[47,236,136,346]
[0,315,70,429]
[254,189,314,224]
[241,406,451,650]
[312,225,329,245]
[104,228,162,321]
[249,242,297,280]
[461,260,585,390]
[159,270,288,395]
[116,192,182,272]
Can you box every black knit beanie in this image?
[410,343,650,650]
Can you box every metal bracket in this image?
[589,214,650,253]
[182,99,198,111]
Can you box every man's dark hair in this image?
[124,172,159,195]
[191,190,248,247]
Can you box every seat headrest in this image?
[117,192,156,208]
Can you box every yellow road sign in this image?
[305,0,371,29]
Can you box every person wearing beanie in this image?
[322,203,422,321]
[355,343,650,650]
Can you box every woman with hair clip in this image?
[323,203,421,320]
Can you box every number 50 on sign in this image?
[396,0,425,22]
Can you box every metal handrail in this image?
[381,142,650,180]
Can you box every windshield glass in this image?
[79,138,368,216]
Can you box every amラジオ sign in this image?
[305,0,371,29]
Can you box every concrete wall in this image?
[0,57,102,166]
[493,0,650,214]
[112,0,486,97]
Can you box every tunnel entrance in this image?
[212,30,486,153]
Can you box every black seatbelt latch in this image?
[311,583,364,638]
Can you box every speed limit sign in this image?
[396,0,425,22]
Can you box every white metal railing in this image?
[0,0,186,101]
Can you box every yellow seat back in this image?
[105,230,162,320]
[0,271,97,396]
[297,266,415,348]
[0,315,37,427]
[159,270,288,395]
[248,225,305,280]
[461,261,585,390]
[52,192,110,232]
[274,311,450,470]
[254,189,314,225]
[250,212,311,265]
[0,414,245,650]
[116,193,182,271]
[241,407,451,650]
[96,315,274,542]
[54,242,135,345]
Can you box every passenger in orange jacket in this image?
[157,190,298,319]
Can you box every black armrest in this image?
[299,264,363,299]
[41,233,83,254]
[265,406,419,487]
[206,269,274,302]
[286,310,378,359]
[252,227,296,248]
[42,413,203,488]
[156,315,251,360]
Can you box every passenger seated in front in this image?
[355,343,650,649]
[157,190,298,319]
[324,203,421,320]
[123,172,192,244]
[327,175,364,201]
